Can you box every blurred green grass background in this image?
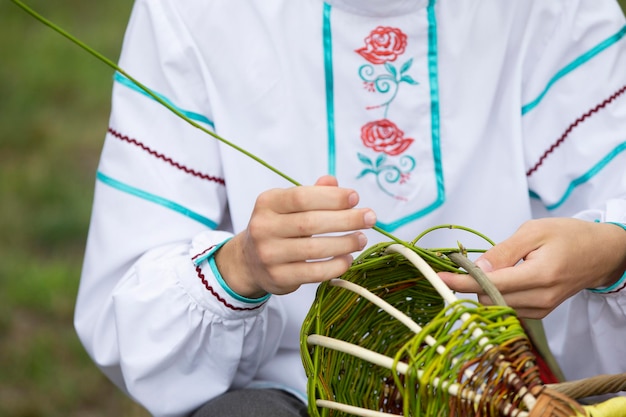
[1,0,147,415]
[1,1,626,416]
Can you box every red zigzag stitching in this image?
[108,127,225,185]
[527,85,626,177]
[195,265,266,311]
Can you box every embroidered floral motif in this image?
[355,26,418,200]
[361,119,414,156]
[357,27,418,117]
[357,152,416,201]
[359,59,418,116]
[356,26,408,64]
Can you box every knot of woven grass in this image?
[527,387,586,417]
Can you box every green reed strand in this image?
[390,300,532,416]
[412,223,496,247]
[11,0,406,245]
[10,1,299,185]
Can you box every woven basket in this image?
[300,236,626,417]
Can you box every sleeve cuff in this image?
[587,271,626,294]
[587,222,626,294]
[194,238,271,304]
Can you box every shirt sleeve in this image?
[74,1,286,415]
[521,0,626,384]
[522,0,626,222]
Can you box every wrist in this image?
[588,271,626,294]
[214,235,270,301]
[588,222,626,294]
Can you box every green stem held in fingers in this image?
[10,0,405,244]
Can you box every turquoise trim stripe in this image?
[96,171,218,228]
[194,238,271,303]
[320,1,443,231]
[193,237,232,265]
[425,0,445,208]
[529,141,626,210]
[114,72,215,129]
[588,270,626,294]
[322,3,336,176]
[522,25,626,116]
[608,222,626,233]
[194,237,271,303]
[210,253,271,304]
[377,0,445,232]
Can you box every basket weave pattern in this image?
[300,240,626,417]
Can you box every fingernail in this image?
[475,258,493,273]
[348,192,359,207]
[363,210,377,227]
[358,233,368,249]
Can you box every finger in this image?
[441,256,565,319]
[479,258,559,295]
[438,271,485,295]
[478,290,557,319]
[285,208,376,237]
[477,227,542,271]
[443,262,545,297]
[479,261,570,318]
[264,255,355,294]
[257,232,368,265]
[249,206,376,239]
[440,261,547,298]
[260,185,360,214]
[441,270,555,319]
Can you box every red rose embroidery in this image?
[356,26,408,65]
[361,119,414,156]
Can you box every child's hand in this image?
[440,218,626,318]
[215,175,377,298]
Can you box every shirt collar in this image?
[323,0,428,17]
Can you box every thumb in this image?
[474,257,494,273]
[476,235,531,273]
[314,175,338,187]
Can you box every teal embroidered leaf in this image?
[400,58,413,74]
[375,154,386,168]
[401,75,418,85]
[357,168,377,178]
[385,62,397,78]
[358,152,373,167]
